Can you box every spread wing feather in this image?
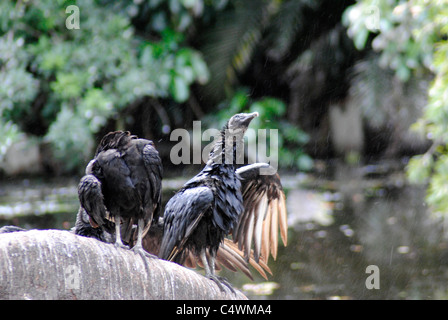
[234,163,288,264]
[176,238,272,281]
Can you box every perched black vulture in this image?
[77,131,162,257]
[159,163,287,282]
[159,112,260,290]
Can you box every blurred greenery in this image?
[344,0,448,216]
[0,0,314,173]
[5,0,448,215]
[0,0,216,171]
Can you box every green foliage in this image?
[199,0,319,103]
[406,153,433,184]
[0,121,22,162]
[426,155,448,217]
[405,1,448,216]
[0,0,312,173]
[343,0,436,82]
[46,105,94,170]
[209,90,313,171]
[131,0,228,33]
[0,0,210,172]
[170,47,210,102]
[344,1,448,216]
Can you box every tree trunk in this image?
[0,230,247,300]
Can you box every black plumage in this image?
[0,225,26,234]
[72,207,116,244]
[77,131,162,256]
[73,120,286,284]
[164,163,288,281]
[159,112,259,290]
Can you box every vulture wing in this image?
[78,174,108,227]
[233,163,288,264]
[96,148,139,209]
[141,142,163,235]
[220,238,272,280]
[73,207,116,244]
[180,238,272,281]
[159,186,214,263]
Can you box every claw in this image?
[207,274,236,294]
[114,241,129,250]
[132,244,157,259]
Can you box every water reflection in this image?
[0,178,79,230]
[2,162,448,299]
[232,161,448,299]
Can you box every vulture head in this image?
[227,112,259,135]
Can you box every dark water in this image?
[1,162,448,300]
[233,162,448,300]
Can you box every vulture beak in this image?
[241,111,259,126]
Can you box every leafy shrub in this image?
[0,0,210,172]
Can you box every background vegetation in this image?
[1,0,448,216]
[344,0,448,219]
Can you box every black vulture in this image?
[77,131,162,257]
[172,163,287,279]
[159,112,265,290]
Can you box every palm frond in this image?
[266,0,316,61]
[199,0,272,103]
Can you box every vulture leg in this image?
[200,249,236,294]
[114,214,128,249]
[132,218,157,258]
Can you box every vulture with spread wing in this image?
[158,112,258,290]
[158,112,288,291]
[172,163,287,279]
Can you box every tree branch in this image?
[0,230,247,300]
